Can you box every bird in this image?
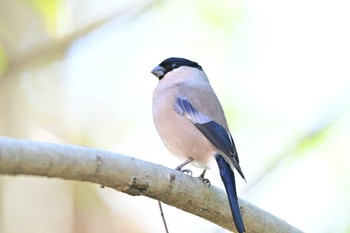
[151,57,245,233]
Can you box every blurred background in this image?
[0,0,350,232]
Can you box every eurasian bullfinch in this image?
[151,57,245,233]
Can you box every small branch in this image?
[0,137,302,233]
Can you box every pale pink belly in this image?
[153,105,216,168]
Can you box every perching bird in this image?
[151,57,246,233]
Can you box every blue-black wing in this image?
[173,97,245,180]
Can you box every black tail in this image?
[215,154,245,233]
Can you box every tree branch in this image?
[0,137,302,233]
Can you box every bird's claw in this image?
[179,169,193,176]
[197,176,211,187]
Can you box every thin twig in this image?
[158,201,170,233]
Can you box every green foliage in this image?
[27,0,59,33]
[198,0,244,33]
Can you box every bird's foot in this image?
[178,169,193,176]
[198,169,211,187]
[197,176,211,187]
[175,158,194,174]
